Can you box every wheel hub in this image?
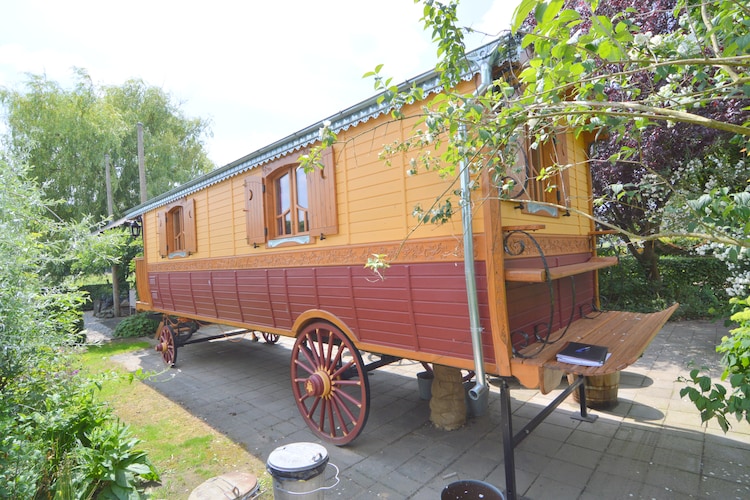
[305,369,333,398]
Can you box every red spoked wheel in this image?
[155,324,177,367]
[262,332,280,344]
[290,321,370,446]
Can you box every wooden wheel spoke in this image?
[330,382,363,408]
[330,391,357,428]
[298,336,318,368]
[293,357,316,377]
[331,359,356,380]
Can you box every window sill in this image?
[268,235,311,248]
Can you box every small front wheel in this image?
[290,321,370,445]
[262,332,280,344]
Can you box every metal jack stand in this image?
[499,375,597,500]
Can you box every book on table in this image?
[556,341,609,367]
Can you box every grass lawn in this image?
[77,340,273,499]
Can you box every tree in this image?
[408,0,750,431]
[0,151,156,497]
[540,0,750,281]
[0,69,214,222]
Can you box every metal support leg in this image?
[570,374,598,423]
[500,379,517,500]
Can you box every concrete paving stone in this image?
[651,445,703,474]
[700,474,750,499]
[485,462,537,498]
[577,416,620,439]
[594,454,650,479]
[552,443,603,469]
[538,456,593,488]
[644,463,701,496]
[371,468,424,497]
[580,470,644,498]
[399,453,453,482]
[525,474,584,500]
[515,432,565,458]
[566,427,613,452]
[530,420,576,443]
[638,482,696,499]
[446,448,502,481]
[701,454,750,484]
[409,484,446,500]
[612,424,660,446]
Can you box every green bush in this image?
[680,296,750,432]
[599,255,731,319]
[114,313,160,339]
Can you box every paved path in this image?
[85,315,750,499]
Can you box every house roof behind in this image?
[115,35,519,225]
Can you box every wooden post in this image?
[105,154,121,318]
[137,122,147,204]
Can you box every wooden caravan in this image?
[122,35,675,461]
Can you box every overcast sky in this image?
[0,0,517,167]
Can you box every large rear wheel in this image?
[155,323,177,367]
[290,321,370,445]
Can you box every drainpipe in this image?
[462,58,493,401]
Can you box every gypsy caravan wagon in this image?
[118,36,676,498]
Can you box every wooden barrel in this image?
[569,371,620,409]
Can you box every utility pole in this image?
[138,122,147,203]
[105,154,121,318]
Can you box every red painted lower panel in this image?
[149,261,493,363]
[148,255,596,363]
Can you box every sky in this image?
[0,0,518,168]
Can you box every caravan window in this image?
[273,166,309,237]
[244,148,338,248]
[157,198,196,257]
[500,131,569,217]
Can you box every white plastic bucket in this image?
[266,442,338,499]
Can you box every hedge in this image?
[598,256,732,320]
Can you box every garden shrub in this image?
[114,313,160,339]
[680,296,750,432]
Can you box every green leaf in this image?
[511,0,538,34]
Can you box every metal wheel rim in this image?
[290,321,370,445]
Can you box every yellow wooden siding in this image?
[206,183,235,257]
[232,176,250,251]
[144,211,159,262]
[141,77,595,264]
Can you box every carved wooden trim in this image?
[148,236,486,273]
[503,233,591,259]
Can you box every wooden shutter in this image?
[245,177,266,246]
[308,147,338,237]
[157,210,168,257]
[183,198,197,254]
